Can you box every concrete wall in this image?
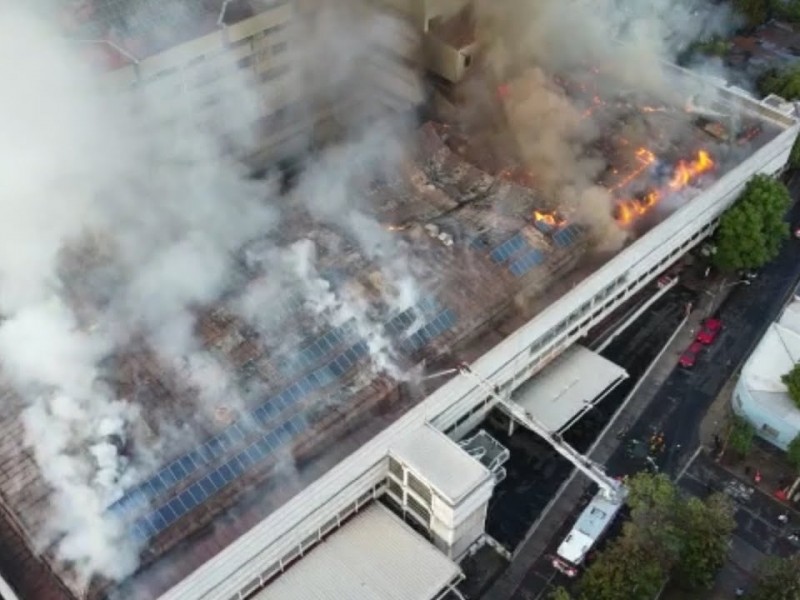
[732,382,798,451]
[95,1,424,168]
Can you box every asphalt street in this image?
[606,201,800,480]
[483,196,800,600]
[481,285,695,551]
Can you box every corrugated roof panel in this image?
[254,503,460,600]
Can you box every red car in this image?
[679,341,704,368]
[696,318,722,345]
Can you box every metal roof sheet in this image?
[253,503,461,600]
[390,424,491,504]
[512,344,627,432]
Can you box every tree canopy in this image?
[713,174,790,272]
[735,0,800,28]
[750,555,800,600]
[787,433,800,470]
[728,415,756,457]
[782,363,800,409]
[576,538,666,600]
[569,474,734,599]
[758,65,800,100]
[734,0,772,28]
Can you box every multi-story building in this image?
[0,2,798,600]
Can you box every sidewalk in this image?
[698,379,798,510]
[484,280,730,600]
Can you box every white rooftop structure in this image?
[512,345,628,432]
[390,425,491,504]
[734,297,800,450]
[253,503,462,600]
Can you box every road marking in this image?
[675,445,703,482]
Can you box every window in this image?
[761,424,780,439]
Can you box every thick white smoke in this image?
[0,1,274,585]
[0,0,426,588]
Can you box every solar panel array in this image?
[533,219,556,234]
[552,224,583,248]
[277,320,358,378]
[385,298,439,338]
[509,248,546,278]
[402,309,458,352]
[111,293,456,534]
[132,412,310,543]
[489,233,526,264]
[109,339,369,520]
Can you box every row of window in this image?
[231,482,383,600]
[527,221,715,361]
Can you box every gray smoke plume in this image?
[466,0,741,249]
[0,0,427,588]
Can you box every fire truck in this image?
[457,364,627,577]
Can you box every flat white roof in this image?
[513,345,628,432]
[253,503,461,600]
[743,300,800,394]
[740,298,800,429]
[390,424,490,503]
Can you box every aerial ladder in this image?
[456,363,627,576]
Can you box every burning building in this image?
[0,1,797,600]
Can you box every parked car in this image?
[679,341,704,368]
[696,317,722,345]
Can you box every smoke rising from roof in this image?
[0,0,747,591]
[462,0,740,249]
[0,1,421,590]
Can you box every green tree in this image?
[788,433,800,469]
[776,0,800,23]
[576,538,666,600]
[734,0,772,27]
[750,555,800,600]
[671,494,735,590]
[782,363,800,408]
[624,473,683,569]
[571,474,734,596]
[790,136,800,170]
[758,66,800,100]
[549,587,573,600]
[728,415,756,456]
[713,175,790,272]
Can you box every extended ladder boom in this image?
[458,364,625,502]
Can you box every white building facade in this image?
[734,291,800,450]
[159,73,800,599]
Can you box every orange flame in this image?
[612,147,656,191]
[668,150,714,191]
[533,210,566,228]
[615,150,714,226]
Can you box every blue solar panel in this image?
[509,248,546,277]
[489,234,527,263]
[112,328,369,522]
[279,320,358,378]
[386,307,416,336]
[470,236,490,251]
[404,308,458,352]
[552,224,582,248]
[133,412,311,541]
